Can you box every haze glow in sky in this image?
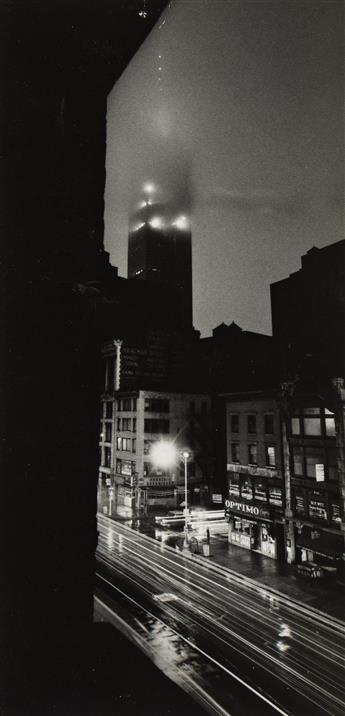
[104,0,343,337]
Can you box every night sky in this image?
[104,0,343,337]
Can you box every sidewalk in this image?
[206,534,345,622]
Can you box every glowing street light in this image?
[150,441,191,548]
[150,440,176,470]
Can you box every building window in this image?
[105,357,115,392]
[241,477,253,501]
[123,398,132,411]
[104,447,111,468]
[230,414,239,433]
[132,398,137,411]
[105,401,113,419]
[254,480,267,502]
[324,409,336,437]
[264,414,274,434]
[229,475,240,497]
[292,446,303,476]
[144,398,170,413]
[122,418,131,431]
[116,437,122,451]
[248,444,257,464]
[132,438,136,453]
[144,419,169,434]
[132,418,137,432]
[327,446,337,480]
[105,423,112,443]
[247,415,256,434]
[291,417,300,435]
[116,418,121,431]
[303,407,322,436]
[265,445,276,467]
[144,440,154,456]
[231,443,240,463]
[305,447,325,479]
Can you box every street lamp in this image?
[150,441,191,549]
[182,450,191,546]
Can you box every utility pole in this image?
[280,381,296,564]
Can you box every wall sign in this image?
[308,498,327,521]
[226,500,270,519]
[330,503,342,525]
[315,464,325,482]
[294,492,306,515]
[269,487,283,507]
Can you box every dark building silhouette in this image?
[1,2,172,713]
[270,240,345,379]
[198,321,278,393]
[128,198,193,328]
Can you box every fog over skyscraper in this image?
[128,182,193,328]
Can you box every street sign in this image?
[212,494,223,503]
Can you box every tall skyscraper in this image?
[128,184,193,328]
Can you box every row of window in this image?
[116,437,136,453]
[103,401,113,419]
[144,419,169,434]
[144,398,170,413]
[230,443,276,467]
[116,459,136,476]
[228,477,283,507]
[290,407,335,437]
[229,413,274,435]
[117,398,137,412]
[100,422,112,443]
[292,445,336,481]
[117,417,136,432]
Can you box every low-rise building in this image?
[284,378,345,574]
[224,391,285,560]
[99,387,213,513]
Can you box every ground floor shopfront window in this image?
[228,516,278,559]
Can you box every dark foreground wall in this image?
[0,0,167,708]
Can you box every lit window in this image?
[291,417,300,435]
[304,416,322,436]
[325,409,336,436]
[306,447,325,479]
[265,445,276,467]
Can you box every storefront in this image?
[225,498,283,560]
[293,487,344,568]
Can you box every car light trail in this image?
[95,577,290,716]
[96,516,345,716]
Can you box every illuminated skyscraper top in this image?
[128,183,193,328]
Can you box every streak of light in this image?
[95,581,290,716]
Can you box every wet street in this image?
[95,515,345,716]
